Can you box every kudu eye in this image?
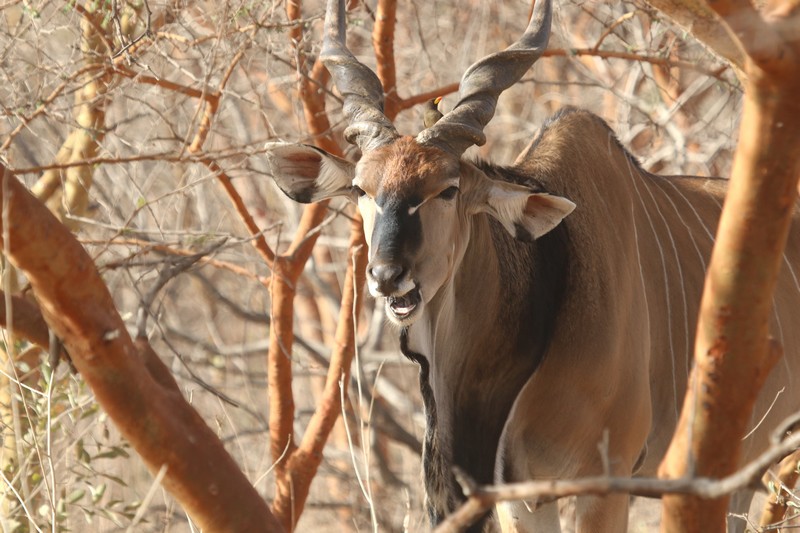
[352,185,367,198]
[437,186,459,201]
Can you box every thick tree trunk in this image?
[0,164,284,533]
[658,1,800,530]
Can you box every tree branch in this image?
[274,216,368,529]
[435,425,800,532]
[0,163,284,532]
[0,291,54,351]
[658,3,800,531]
[645,0,746,76]
[374,0,399,119]
[268,3,348,530]
[759,449,800,528]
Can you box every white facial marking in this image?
[407,178,460,216]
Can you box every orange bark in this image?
[268,256,300,471]
[271,217,367,529]
[0,164,283,532]
[658,1,800,530]
[267,2,350,530]
[760,449,800,529]
[0,292,52,350]
[374,0,399,119]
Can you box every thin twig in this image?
[542,47,727,79]
[136,239,227,337]
[591,12,635,52]
[434,420,800,532]
[113,0,152,60]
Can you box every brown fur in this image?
[362,108,800,532]
[358,137,461,199]
[267,107,800,533]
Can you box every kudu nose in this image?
[368,262,406,294]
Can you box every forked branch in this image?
[0,163,284,532]
[435,424,800,532]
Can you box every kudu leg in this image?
[575,493,629,533]
[496,500,562,533]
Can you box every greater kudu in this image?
[265,0,800,530]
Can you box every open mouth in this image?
[386,287,421,321]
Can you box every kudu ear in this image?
[473,179,576,240]
[265,142,356,203]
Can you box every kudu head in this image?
[266,0,575,326]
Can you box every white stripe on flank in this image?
[783,255,800,295]
[630,210,651,376]
[663,179,716,243]
[621,149,678,417]
[641,174,690,384]
[650,178,706,270]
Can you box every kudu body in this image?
[266,0,800,531]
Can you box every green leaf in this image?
[93,446,130,460]
[90,483,107,503]
[67,489,85,504]
[124,500,142,512]
[98,473,128,487]
[75,439,91,464]
[79,405,100,420]
[41,362,53,385]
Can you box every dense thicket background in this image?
[0,0,744,531]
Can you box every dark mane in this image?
[469,151,572,380]
[471,158,548,191]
